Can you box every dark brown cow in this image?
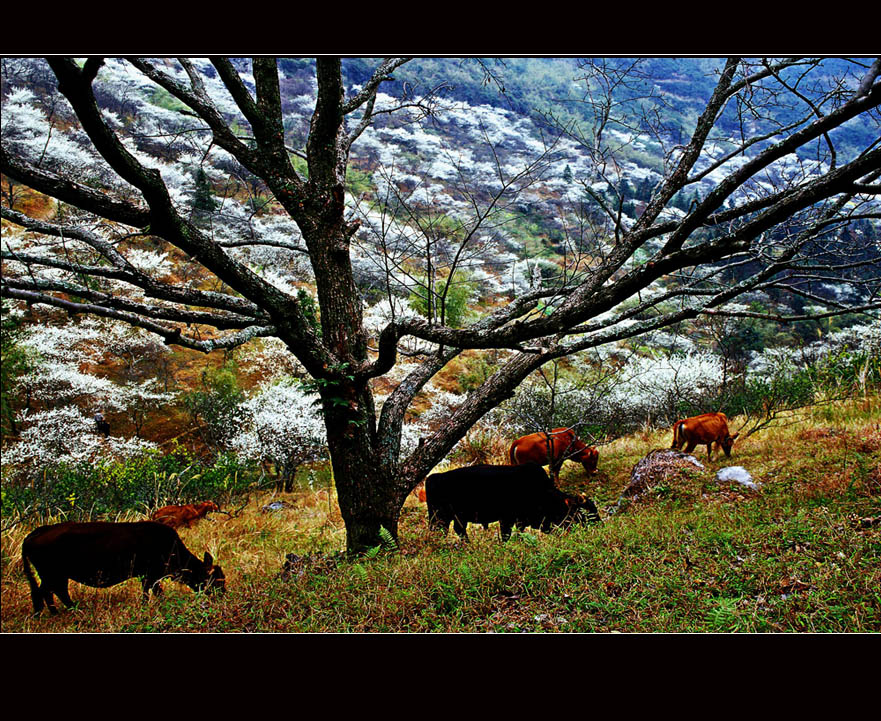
[151,501,220,529]
[509,427,599,482]
[21,521,226,616]
[671,412,739,461]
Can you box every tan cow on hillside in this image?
[670,412,739,461]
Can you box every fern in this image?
[378,525,398,552]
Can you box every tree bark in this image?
[319,378,407,553]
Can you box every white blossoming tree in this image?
[2,405,157,480]
[228,378,327,492]
[9,316,175,436]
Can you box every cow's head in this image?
[578,447,599,474]
[204,553,226,593]
[721,433,739,457]
[188,552,226,594]
[558,493,601,527]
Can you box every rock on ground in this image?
[625,448,705,497]
[716,466,759,490]
[607,449,706,514]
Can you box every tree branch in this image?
[3,286,276,352]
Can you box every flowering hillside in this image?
[1,57,879,551]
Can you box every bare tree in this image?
[2,56,880,552]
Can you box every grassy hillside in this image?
[2,397,878,633]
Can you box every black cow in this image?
[425,462,600,541]
[21,521,226,616]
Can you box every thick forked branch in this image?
[857,58,881,97]
[660,73,881,256]
[342,58,412,115]
[399,349,552,485]
[0,146,150,228]
[379,113,881,353]
[307,58,348,190]
[128,57,261,173]
[2,276,262,330]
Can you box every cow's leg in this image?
[428,508,449,537]
[499,521,513,542]
[40,578,60,615]
[56,579,75,609]
[452,516,469,542]
[29,584,45,615]
[25,576,45,615]
[684,439,697,455]
[707,443,714,461]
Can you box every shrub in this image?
[1,446,259,526]
[182,360,246,453]
[408,272,477,328]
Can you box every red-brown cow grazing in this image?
[151,501,220,529]
[509,428,599,482]
[21,521,225,616]
[671,412,739,461]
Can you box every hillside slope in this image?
[2,398,877,633]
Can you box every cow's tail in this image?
[424,480,443,532]
[671,420,685,448]
[21,548,43,614]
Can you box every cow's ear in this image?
[204,552,214,567]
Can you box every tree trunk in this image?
[282,461,298,493]
[315,374,404,553]
[335,458,406,554]
[322,385,408,554]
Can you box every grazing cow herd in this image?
[19,413,737,617]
